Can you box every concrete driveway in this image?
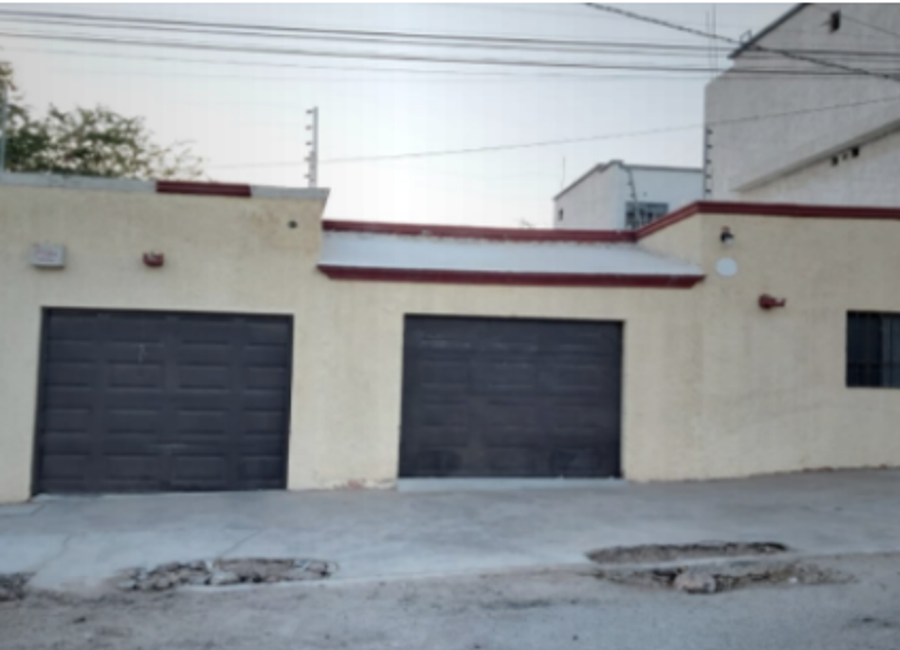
[1,469,899,592]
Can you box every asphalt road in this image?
[3,553,900,650]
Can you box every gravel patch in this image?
[596,560,849,595]
[117,558,335,592]
[0,574,32,602]
[587,541,788,565]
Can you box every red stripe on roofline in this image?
[636,200,900,238]
[318,265,704,288]
[156,180,252,198]
[321,219,637,243]
[633,202,702,239]
[326,201,900,244]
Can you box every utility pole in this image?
[305,106,318,188]
[624,163,643,229]
[703,127,713,198]
[0,82,8,175]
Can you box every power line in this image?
[7,7,900,79]
[208,92,900,169]
[459,2,900,42]
[0,8,732,53]
[4,44,872,86]
[4,10,899,72]
[6,10,900,65]
[213,124,700,169]
[583,3,900,82]
[10,50,869,90]
[0,45,628,80]
[12,13,900,64]
[0,29,861,76]
[0,12,737,58]
[451,3,758,31]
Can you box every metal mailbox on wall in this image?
[30,244,66,268]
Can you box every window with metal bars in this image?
[625,201,669,229]
[846,312,900,387]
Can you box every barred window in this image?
[625,202,669,229]
[847,312,900,387]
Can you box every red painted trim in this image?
[689,201,900,220]
[322,219,637,243]
[318,265,703,288]
[636,200,900,239]
[326,201,900,246]
[156,180,252,198]
[634,202,701,239]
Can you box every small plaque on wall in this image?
[30,244,66,268]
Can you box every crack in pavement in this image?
[34,534,74,573]
[216,529,264,560]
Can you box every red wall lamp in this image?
[143,252,165,268]
[759,294,786,310]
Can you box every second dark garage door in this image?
[36,309,292,494]
[399,316,622,478]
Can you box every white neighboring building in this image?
[553,160,703,231]
[706,4,900,205]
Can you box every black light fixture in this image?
[720,226,735,246]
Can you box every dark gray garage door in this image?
[400,316,622,478]
[36,309,292,494]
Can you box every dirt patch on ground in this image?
[596,560,849,595]
[116,558,335,592]
[587,541,788,565]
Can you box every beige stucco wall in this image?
[0,180,708,501]
[686,212,900,478]
[0,183,327,502]
[292,281,703,489]
[312,210,900,486]
[3,180,900,502]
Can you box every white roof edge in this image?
[0,172,329,201]
[624,164,703,174]
[0,172,154,193]
[250,185,330,201]
[320,230,703,277]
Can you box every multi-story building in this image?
[706,3,900,205]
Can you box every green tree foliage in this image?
[1,61,202,179]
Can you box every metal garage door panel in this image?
[400,316,622,478]
[36,310,292,494]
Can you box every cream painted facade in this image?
[2,175,900,502]
[0,179,328,502]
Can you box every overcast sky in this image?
[0,3,791,227]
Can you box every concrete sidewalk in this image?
[1,470,899,592]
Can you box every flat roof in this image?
[321,198,900,288]
[319,229,703,288]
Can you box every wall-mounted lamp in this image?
[759,294,786,310]
[143,252,165,268]
[720,226,735,246]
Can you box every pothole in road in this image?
[117,558,336,592]
[587,541,789,565]
[595,561,849,595]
